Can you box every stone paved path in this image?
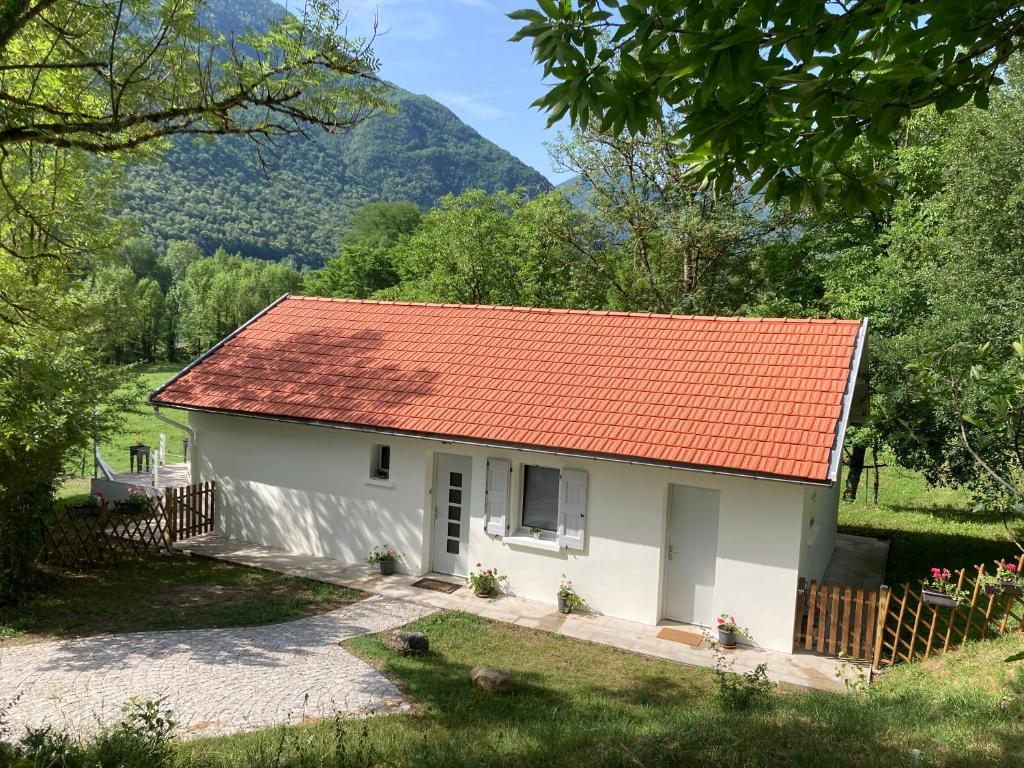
[1,595,436,739]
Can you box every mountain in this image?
[115,0,552,267]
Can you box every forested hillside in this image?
[116,0,551,266]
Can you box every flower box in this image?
[983,581,1023,596]
[921,588,959,608]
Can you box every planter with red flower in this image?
[980,562,1024,596]
[922,567,969,608]
[116,486,154,517]
[715,613,751,649]
[467,563,507,598]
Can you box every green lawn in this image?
[0,555,363,644]
[61,362,187,496]
[176,611,1024,768]
[839,463,1017,586]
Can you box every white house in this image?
[152,296,868,653]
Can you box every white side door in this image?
[664,484,721,625]
[432,453,472,576]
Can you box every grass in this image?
[59,362,187,499]
[62,362,187,485]
[839,463,1018,586]
[0,555,363,644]
[176,611,1024,767]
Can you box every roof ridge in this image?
[283,295,862,325]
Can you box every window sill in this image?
[365,478,395,489]
[504,532,562,552]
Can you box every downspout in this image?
[153,405,195,471]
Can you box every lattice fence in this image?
[794,554,1024,669]
[44,482,215,567]
[874,553,1024,668]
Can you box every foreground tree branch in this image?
[0,0,389,154]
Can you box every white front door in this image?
[664,484,720,625]
[432,453,472,576]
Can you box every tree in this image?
[0,0,387,602]
[550,119,805,315]
[0,0,386,153]
[511,0,1024,210]
[382,189,609,308]
[175,250,302,353]
[341,201,422,249]
[305,243,399,299]
[906,340,1024,550]
[0,335,139,600]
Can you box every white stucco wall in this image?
[189,410,818,652]
[189,411,432,574]
[798,474,840,582]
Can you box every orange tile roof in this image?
[152,296,865,483]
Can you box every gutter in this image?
[153,405,194,457]
[826,318,869,484]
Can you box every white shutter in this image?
[484,458,511,536]
[557,468,588,550]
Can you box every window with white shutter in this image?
[484,458,511,536]
[557,468,588,551]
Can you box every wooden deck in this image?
[109,463,191,491]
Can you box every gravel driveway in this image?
[1,595,435,739]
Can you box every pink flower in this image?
[486,568,493,575]
[717,617,724,625]
[930,567,941,577]
[476,563,482,568]
[1006,563,1018,573]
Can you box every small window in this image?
[371,444,391,480]
[522,465,559,532]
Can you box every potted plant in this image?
[366,544,402,575]
[67,492,104,519]
[980,562,1024,596]
[922,567,969,607]
[116,486,154,516]
[716,614,750,649]
[530,527,542,540]
[556,578,584,614]
[467,563,507,598]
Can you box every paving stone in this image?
[0,595,436,740]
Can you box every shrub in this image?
[13,698,175,768]
[704,633,776,712]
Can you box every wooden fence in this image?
[794,553,1024,669]
[794,579,879,661]
[874,553,1024,668]
[44,481,215,567]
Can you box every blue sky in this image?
[278,0,571,184]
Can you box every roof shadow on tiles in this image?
[159,325,441,428]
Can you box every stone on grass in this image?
[380,630,429,655]
[470,666,513,693]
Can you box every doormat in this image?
[656,627,704,647]
[411,578,462,594]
